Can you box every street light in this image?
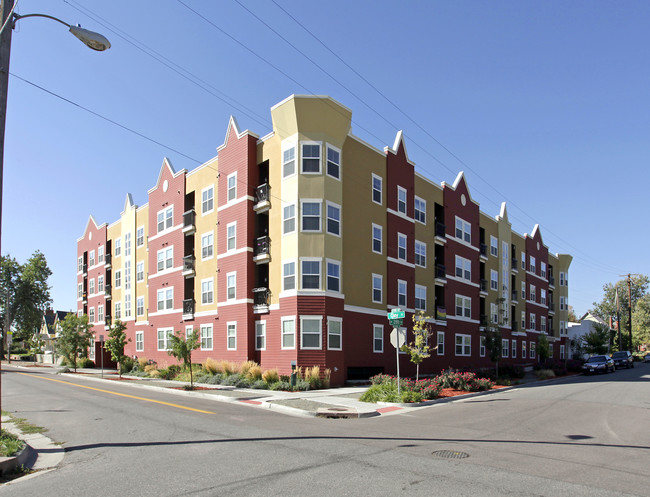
[0,1,110,430]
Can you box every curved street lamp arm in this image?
[13,13,71,29]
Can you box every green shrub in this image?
[120,356,135,374]
[400,390,423,403]
[535,369,555,380]
[279,375,291,383]
[251,380,269,390]
[221,373,251,388]
[0,429,25,457]
[270,380,292,391]
[77,357,95,368]
[158,365,182,380]
[360,383,400,403]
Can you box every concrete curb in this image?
[0,440,30,475]
[1,420,64,477]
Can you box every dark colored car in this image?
[582,355,615,374]
[611,351,634,369]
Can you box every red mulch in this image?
[169,386,214,391]
[437,385,506,398]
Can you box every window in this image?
[521,311,526,330]
[560,321,567,336]
[124,233,131,257]
[124,294,131,318]
[541,262,547,278]
[202,186,214,214]
[398,233,407,261]
[372,224,382,254]
[512,339,517,358]
[328,317,342,350]
[373,324,384,353]
[541,289,547,305]
[202,324,214,350]
[197,233,212,260]
[281,317,295,349]
[136,227,144,247]
[227,272,236,300]
[283,146,296,178]
[98,246,104,264]
[255,321,266,350]
[397,186,407,214]
[490,270,498,291]
[541,316,547,332]
[490,236,498,257]
[530,342,536,359]
[502,339,509,358]
[521,281,526,300]
[326,145,340,179]
[398,280,407,307]
[78,282,83,299]
[521,252,526,270]
[560,296,566,311]
[124,260,131,291]
[89,278,95,295]
[415,285,427,311]
[98,305,104,323]
[226,223,236,251]
[283,204,296,234]
[326,261,340,293]
[455,217,471,243]
[300,316,322,349]
[136,296,144,317]
[78,256,83,272]
[157,288,173,311]
[157,247,173,272]
[157,328,173,351]
[529,256,536,273]
[455,295,471,318]
[522,341,527,358]
[455,334,471,356]
[301,260,320,289]
[480,336,486,357]
[202,278,214,305]
[530,313,536,330]
[560,345,565,360]
[302,143,321,173]
[283,262,295,291]
[491,303,498,323]
[114,238,122,257]
[414,196,426,223]
[415,241,426,267]
[115,302,121,320]
[437,332,445,355]
[89,307,95,324]
[372,174,382,204]
[135,331,144,352]
[560,272,566,286]
[455,255,471,281]
[301,201,321,232]
[136,262,144,282]
[227,173,237,202]
[157,207,173,233]
[89,250,95,267]
[372,274,382,303]
[115,270,121,289]
[326,202,340,235]
[530,285,536,302]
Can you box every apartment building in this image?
[77,94,572,386]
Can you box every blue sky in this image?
[3,0,648,317]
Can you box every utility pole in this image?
[615,285,621,350]
[619,273,642,351]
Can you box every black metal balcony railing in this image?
[182,299,195,316]
[82,264,88,274]
[82,292,88,302]
[104,253,112,267]
[479,244,487,257]
[549,276,555,286]
[511,258,518,269]
[104,285,112,299]
[511,322,518,332]
[435,264,446,279]
[480,314,488,327]
[183,255,196,273]
[255,236,270,257]
[105,315,112,328]
[255,183,271,204]
[435,221,446,239]
[480,279,488,292]
[183,209,196,229]
[549,302,555,312]
[253,287,270,307]
[511,290,518,301]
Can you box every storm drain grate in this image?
[432,450,469,459]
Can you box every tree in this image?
[105,320,131,378]
[27,333,44,365]
[167,329,200,388]
[579,322,610,355]
[55,313,93,372]
[0,251,52,357]
[632,294,650,349]
[400,311,433,381]
[483,298,506,377]
[537,334,550,363]
[567,307,579,323]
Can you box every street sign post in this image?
[387,309,406,396]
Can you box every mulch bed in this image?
[437,385,506,399]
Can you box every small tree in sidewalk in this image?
[400,311,435,381]
[483,298,506,378]
[55,313,93,372]
[105,320,130,378]
[167,329,200,389]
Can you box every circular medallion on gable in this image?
[163,180,169,192]
[461,194,466,206]
[537,242,540,250]
[89,232,92,241]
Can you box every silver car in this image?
[582,355,615,374]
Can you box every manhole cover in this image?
[432,450,469,459]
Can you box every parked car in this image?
[611,351,634,369]
[644,353,650,363]
[582,355,615,374]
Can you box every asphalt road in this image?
[1,363,649,496]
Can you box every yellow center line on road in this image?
[18,372,216,415]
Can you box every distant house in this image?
[39,309,70,361]
[567,312,611,358]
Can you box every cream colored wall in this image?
[135,204,149,322]
[120,200,137,322]
[107,220,122,318]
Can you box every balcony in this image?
[434,264,447,285]
[511,290,518,302]
[82,291,88,303]
[105,284,112,300]
[252,287,270,314]
[182,255,196,278]
[182,299,195,320]
[479,244,488,260]
[549,302,555,313]
[104,253,112,269]
[480,314,488,328]
[511,258,518,272]
[104,315,112,330]
[549,276,555,287]
[480,279,488,294]
[82,264,88,275]
[253,183,271,213]
[435,306,447,323]
[511,321,518,332]
[253,236,271,264]
[182,209,196,235]
[434,222,446,244]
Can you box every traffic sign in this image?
[387,309,405,320]
[390,328,407,349]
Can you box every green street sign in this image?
[387,308,405,320]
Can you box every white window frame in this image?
[202,185,214,214]
[136,261,144,283]
[202,324,214,351]
[283,260,296,291]
[89,278,95,296]
[397,279,407,307]
[502,339,509,358]
[157,247,173,272]
[522,341,527,358]
[415,284,427,311]
[89,250,95,267]
[98,246,104,264]
[530,342,536,359]
[455,255,471,281]
[98,305,104,323]
[226,222,237,252]
[455,217,471,244]
[301,142,322,174]
[326,201,341,236]
[521,281,526,300]
[480,336,486,357]
[372,174,382,205]
[530,313,536,330]
[114,237,121,257]
[201,278,214,305]
[157,287,173,311]
[541,316,547,332]
[124,294,131,318]
[227,172,237,203]
[124,233,131,258]
[521,311,526,330]
[372,223,382,254]
[541,262,547,278]
[327,317,342,350]
[283,204,296,235]
[157,207,173,233]
[300,315,322,350]
[226,272,236,300]
[301,258,321,290]
[136,296,144,317]
[455,295,471,319]
[490,236,498,257]
[415,240,426,268]
[136,226,144,247]
[512,339,517,358]
[530,284,536,302]
[281,316,296,350]
[373,324,384,353]
[541,288,547,305]
[201,232,214,260]
[115,270,121,289]
[490,269,498,291]
[326,260,341,293]
[397,233,407,261]
[255,320,266,351]
[397,186,407,214]
[414,196,426,224]
[301,199,322,232]
[135,331,144,352]
[372,273,383,304]
[455,334,471,356]
[114,302,121,320]
[326,144,341,180]
[157,328,173,351]
[282,145,296,178]
[530,256,536,273]
[437,331,445,355]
